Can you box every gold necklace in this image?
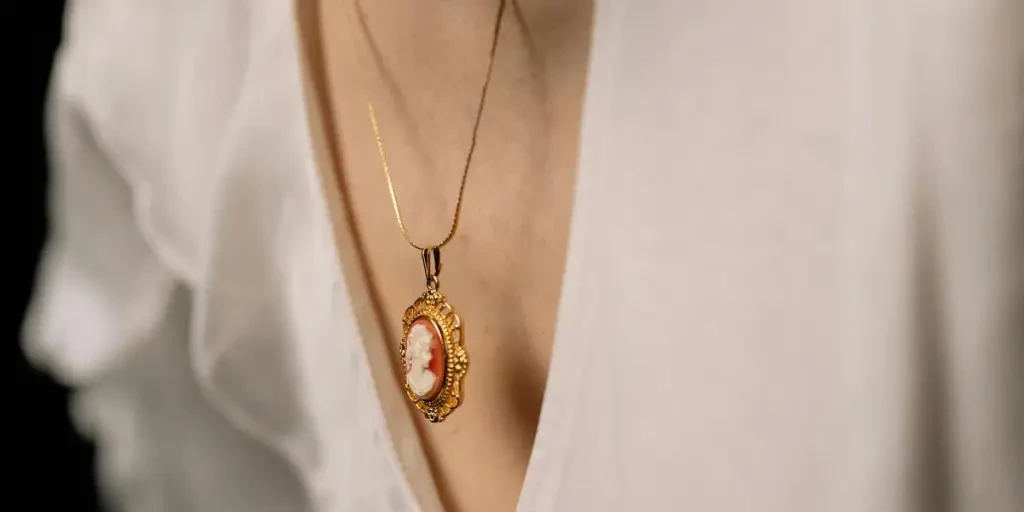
[364,0,506,423]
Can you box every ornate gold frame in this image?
[399,289,468,423]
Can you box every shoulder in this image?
[27,2,336,507]
[34,0,325,394]
[50,0,311,285]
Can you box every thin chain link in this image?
[366,0,506,251]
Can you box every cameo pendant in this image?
[399,248,468,423]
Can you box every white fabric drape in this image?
[25,0,1022,510]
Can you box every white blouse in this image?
[26,0,1023,511]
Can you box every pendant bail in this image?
[421,247,441,291]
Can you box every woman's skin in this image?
[312,1,593,510]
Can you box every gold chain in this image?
[366,0,506,251]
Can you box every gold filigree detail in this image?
[399,289,468,423]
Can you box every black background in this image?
[16,1,101,509]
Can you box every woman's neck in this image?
[319,0,591,178]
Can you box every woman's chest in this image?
[340,151,575,511]
[317,19,591,512]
